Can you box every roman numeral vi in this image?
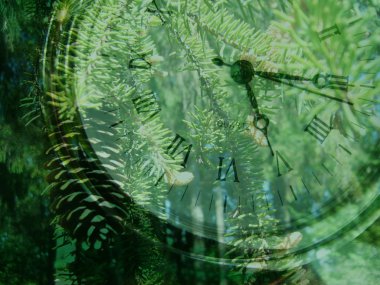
[216,157,239,182]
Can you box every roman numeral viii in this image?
[216,157,239,182]
[304,116,332,144]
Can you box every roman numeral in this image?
[276,151,293,177]
[322,163,333,176]
[128,55,151,69]
[155,134,192,186]
[166,134,192,167]
[289,185,297,201]
[277,189,283,206]
[132,92,161,122]
[301,179,310,194]
[209,194,214,211]
[216,157,239,182]
[146,0,172,24]
[194,190,201,207]
[318,24,341,41]
[313,74,349,91]
[312,172,322,185]
[305,116,332,144]
[338,144,352,155]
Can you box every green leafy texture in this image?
[41,0,296,280]
[0,1,57,284]
[40,0,181,283]
[41,0,380,284]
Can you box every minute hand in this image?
[255,71,312,82]
[255,71,353,106]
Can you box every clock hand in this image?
[250,71,353,91]
[255,71,312,82]
[253,112,274,156]
[213,57,275,156]
[245,79,274,156]
[264,76,353,105]
[252,71,353,105]
[246,82,259,111]
[212,58,354,105]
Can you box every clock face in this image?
[43,0,380,267]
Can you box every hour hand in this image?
[245,85,274,156]
[253,113,274,156]
[245,83,259,111]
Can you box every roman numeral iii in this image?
[305,116,332,144]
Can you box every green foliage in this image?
[0,1,56,284]
[1,0,379,284]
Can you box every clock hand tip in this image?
[212,57,225,66]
